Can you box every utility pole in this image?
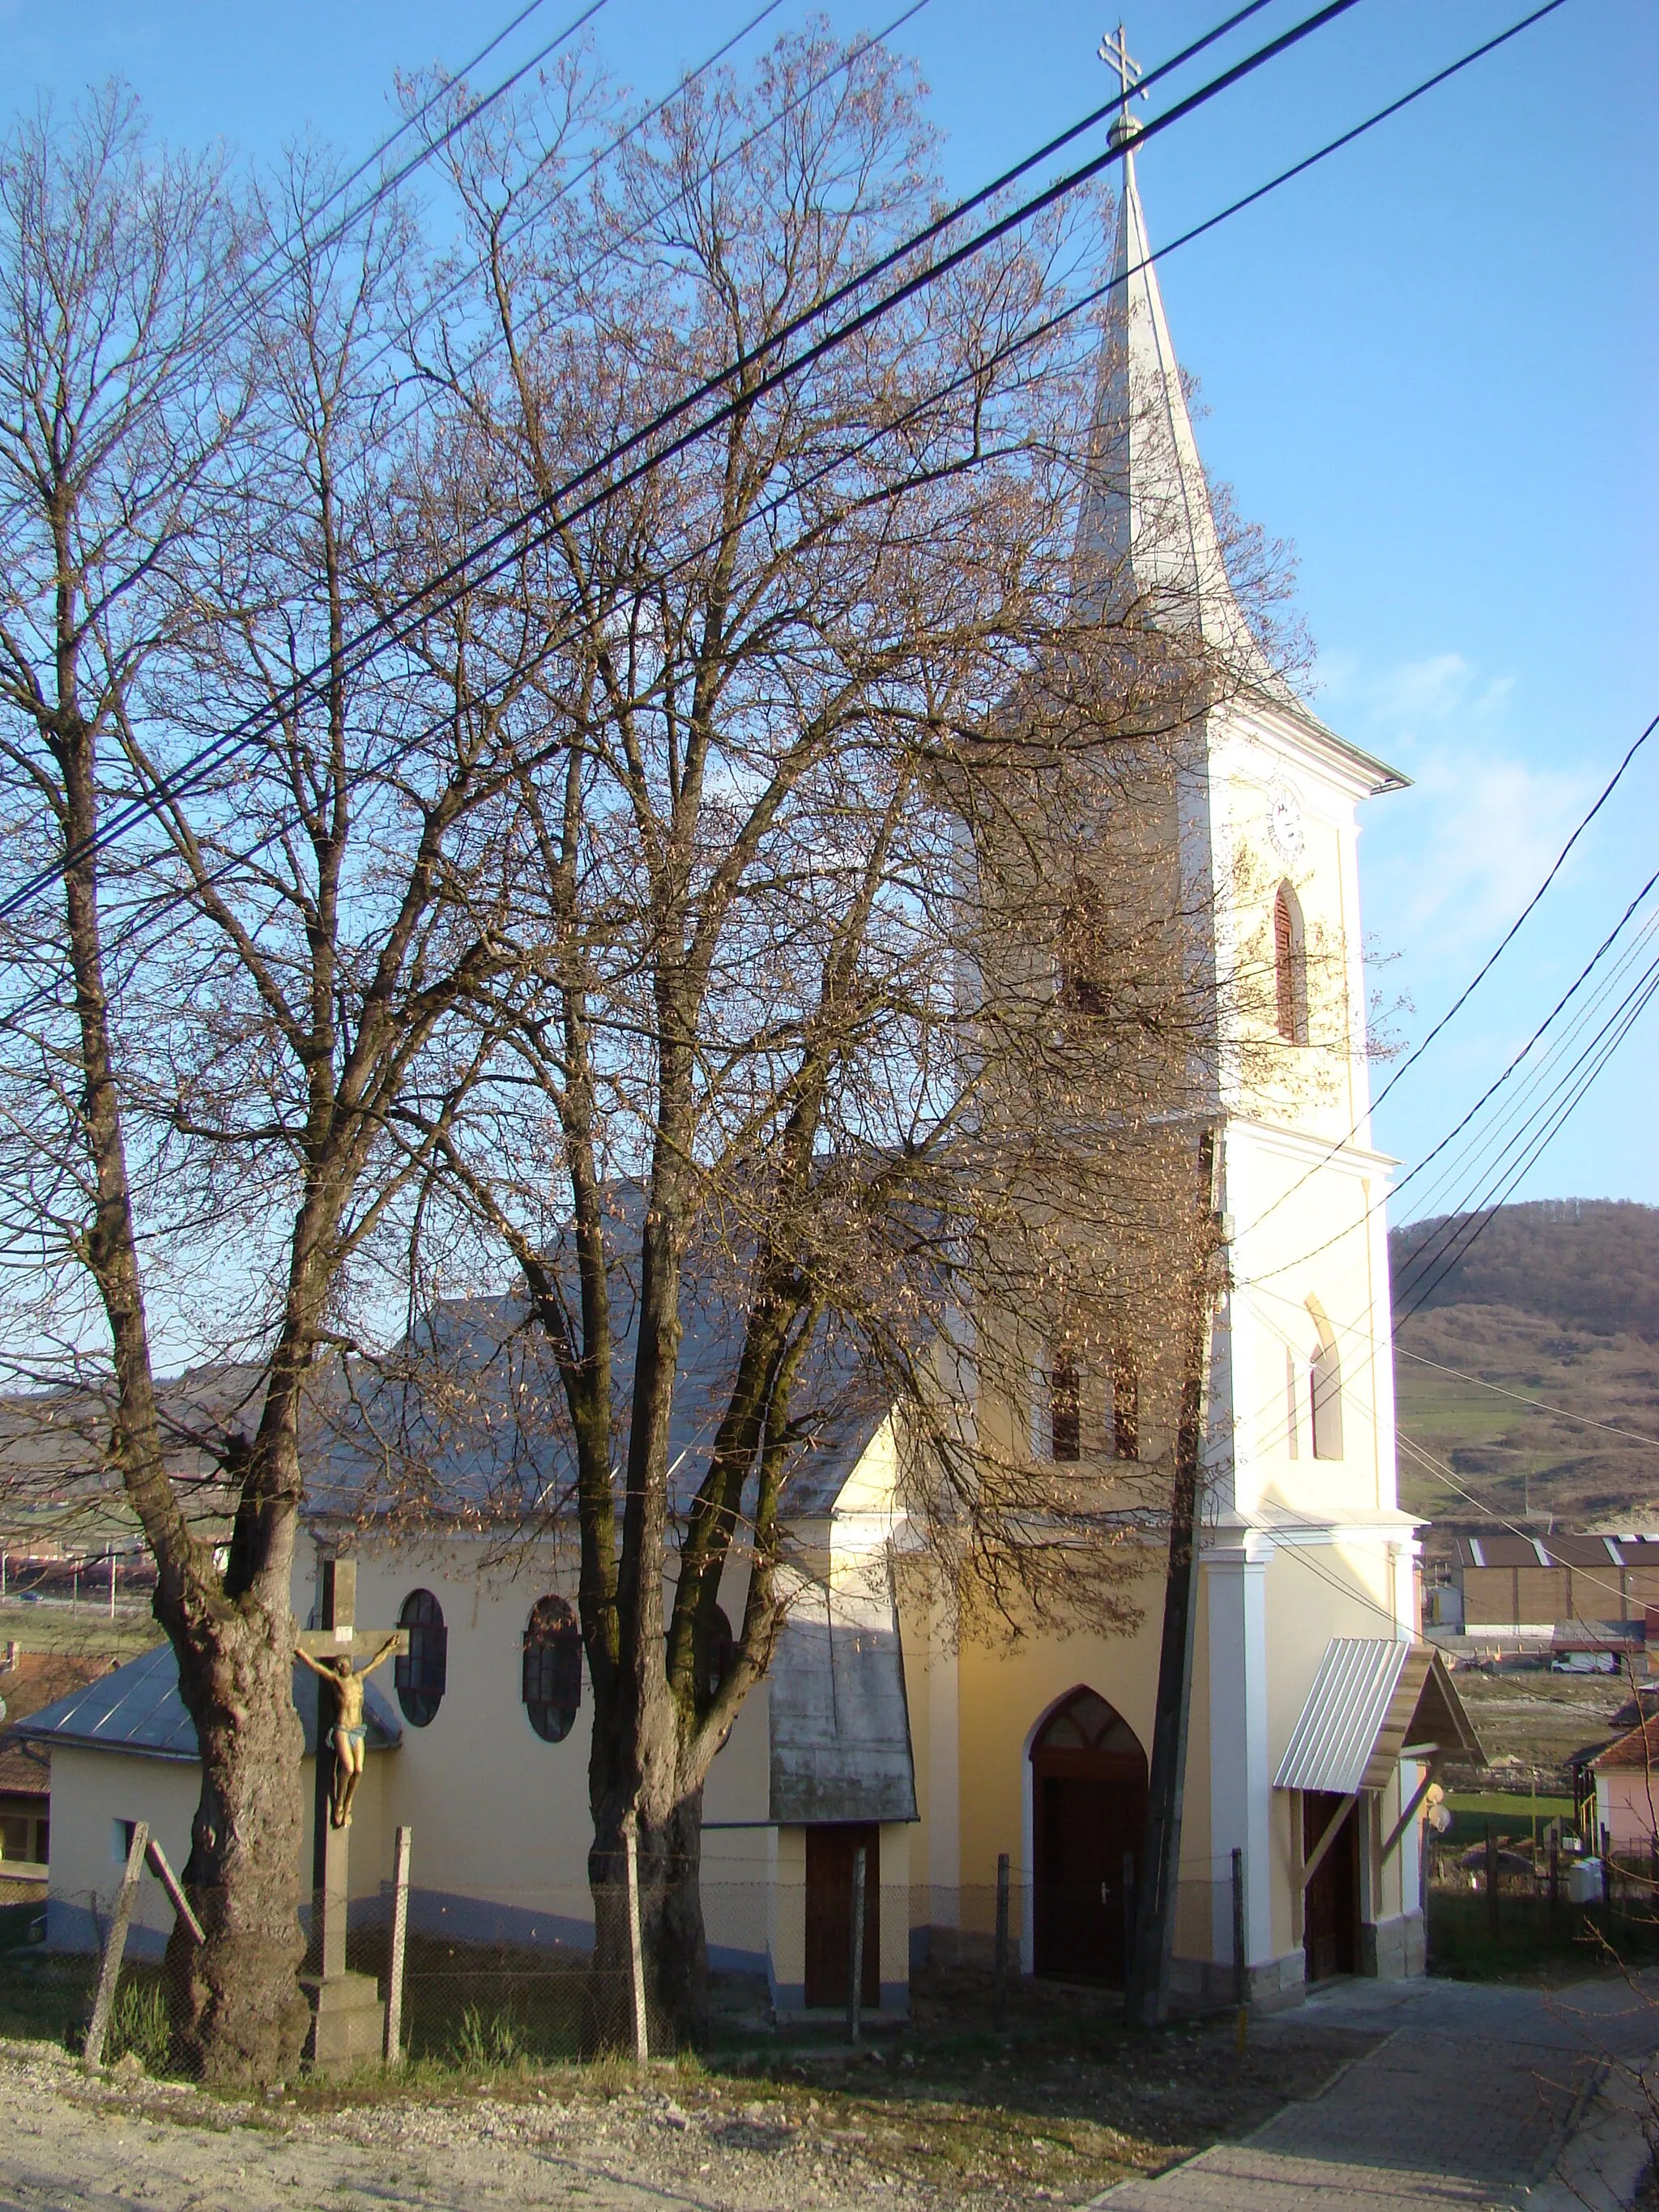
[1125,1130,1224,2031]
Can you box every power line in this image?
[342,0,919,462]
[1392,940,1659,1322]
[2,0,1568,1062]
[0,5,932,1036]
[0,0,1562,1089]
[1241,844,1659,1293]
[1395,1349,1659,1454]
[1247,1269,1646,1624]
[1237,705,1659,1248]
[173,0,609,390]
[0,0,1379,928]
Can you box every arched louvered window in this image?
[1049,1353,1081,1462]
[1308,1308,1344,1460]
[1273,882,1307,1045]
[702,1606,735,1705]
[522,1595,583,1743]
[394,1588,447,1727]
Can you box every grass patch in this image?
[107,1971,170,2072]
[0,1953,95,2048]
[1429,1889,1659,1982]
[1447,1792,1573,1819]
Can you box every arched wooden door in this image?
[1031,1689,1149,1987]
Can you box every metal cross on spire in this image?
[1098,23,1147,114]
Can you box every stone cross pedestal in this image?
[296,1558,407,2071]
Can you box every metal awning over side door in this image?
[1275,1637,1482,1797]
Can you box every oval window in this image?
[394,1588,447,1727]
[523,1596,582,1743]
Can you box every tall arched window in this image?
[1060,882,1111,1017]
[1273,882,1307,1045]
[1049,1353,1081,1462]
[1110,1341,1138,1460]
[394,1588,448,1727]
[1307,1306,1344,1460]
[522,1595,582,1743]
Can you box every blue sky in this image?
[11,0,1657,1221]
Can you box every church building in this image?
[25,107,1478,2020]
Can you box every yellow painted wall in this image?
[296,1532,774,1956]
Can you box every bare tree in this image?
[0,98,514,2079]
[360,32,1276,2045]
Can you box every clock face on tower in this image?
[1267,777,1305,865]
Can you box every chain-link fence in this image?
[0,1858,1267,2079]
[1424,1827,1659,1974]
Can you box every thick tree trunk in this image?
[162,1609,310,2082]
[583,1789,710,2056]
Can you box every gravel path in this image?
[0,2041,959,2211]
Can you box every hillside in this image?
[1389,1200,1659,1536]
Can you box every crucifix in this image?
[295,1557,407,2061]
[1098,22,1149,116]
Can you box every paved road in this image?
[1095,1975,1659,2211]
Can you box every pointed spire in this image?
[1076,114,1280,694]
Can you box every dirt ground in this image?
[0,1980,1383,2211]
[1452,1664,1629,1778]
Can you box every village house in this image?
[0,1650,117,1884]
[1577,1715,1659,1856]
[22,116,1481,2018]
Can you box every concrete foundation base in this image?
[1361,1908,1426,1980]
[1169,1947,1307,2013]
[301,1971,385,2072]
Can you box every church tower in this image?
[1084,97,1427,1985]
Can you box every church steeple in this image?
[1075,109,1282,697]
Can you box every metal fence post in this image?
[384,1825,412,2064]
[992,1852,1009,2032]
[1601,1822,1615,1946]
[848,1845,867,2044]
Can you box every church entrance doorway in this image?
[1031,1689,1149,1987]
[804,1824,881,2008]
[1302,1792,1360,1982]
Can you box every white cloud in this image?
[1340,650,1589,962]
[1372,748,1592,950]
[1320,649,1513,733]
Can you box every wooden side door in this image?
[804,1824,881,2008]
[1302,1791,1359,1982]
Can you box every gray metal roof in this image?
[309,1247,889,1528]
[1275,1636,1482,1796]
[16,1642,401,1765]
[769,1563,917,1824]
[1274,1639,1411,1796]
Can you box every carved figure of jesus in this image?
[296,1634,399,1828]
